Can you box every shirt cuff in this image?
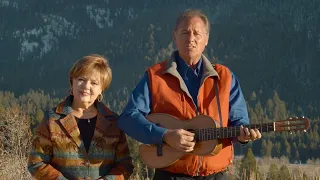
[235,137,248,146]
[151,124,168,144]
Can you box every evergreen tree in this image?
[283,139,291,159]
[238,148,261,180]
[254,101,264,123]
[265,139,273,157]
[272,91,288,121]
[260,139,267,157]
[250,91,257,101]
[272,142,281,158]
[278,165,291,180]
[266,164,278,180]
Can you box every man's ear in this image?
[173,31,177,41]
[205,33,210,46]
[173,31,178,48]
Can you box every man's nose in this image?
[187,32,195,42]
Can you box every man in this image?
[118,9,261,180]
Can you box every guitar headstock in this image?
[275,116,310,133]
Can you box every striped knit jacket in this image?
[28,96,133,180]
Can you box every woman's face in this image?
[72,72,102,106]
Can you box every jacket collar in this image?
[162,51,219,101]
[54,95,116,152]
[163,50,220,79]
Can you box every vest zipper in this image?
[196,156,202,176]
[195,80,207,176]
[195,106,201,175]
[195,105,200,115]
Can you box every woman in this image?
[28,54,133,180]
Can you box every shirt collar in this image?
[163,50,220,80]
[175,51,203,77]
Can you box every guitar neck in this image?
[195,122,275,141]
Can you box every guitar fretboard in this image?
[195,123,275,141]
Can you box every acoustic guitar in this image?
[138,113,310,168]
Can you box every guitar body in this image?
[139,113,223,169]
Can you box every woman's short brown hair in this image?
[69,54,112,91]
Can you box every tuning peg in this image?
[302,116,305,118]
[289,117,292,119]
[303,129,307,132]
[290,131,293,135]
